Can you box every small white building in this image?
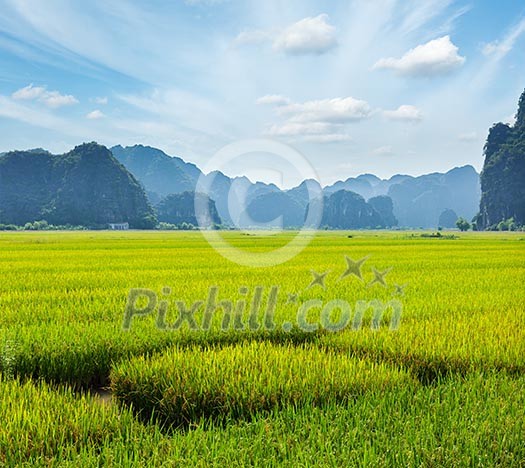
[108,222,129,230]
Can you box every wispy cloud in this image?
[432,5,472,37]
[0,95,91,138]
[234,29,273,46]
[264,121,352,143]
[398,0,455,35]
[482,18,525,59]
[117,87,233,140]
[471,17,525,91]
[279,97,372,123]
[256,94,291,106]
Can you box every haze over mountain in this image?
[0,141,487,230]
[111,145,201,197]
[112,144,282,226]
[112,144,481,229]
[387,165,480,228]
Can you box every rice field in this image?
[0,230,524,466]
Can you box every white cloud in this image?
[265,121,352,143]
[373,145,393,155]
[261,95,368,143]
[11,84,78,108]
[11,84,45,100]
[458,131,478,142]
[273,14,337,55]
[42,91,78,108]
[235,14,337,55]
[86,110,105,120]
[94,96,108,105]
[280,97,372,123]
[383,105,422,122]
[256,94,291,106]
[265,116,352,143]
[373,36,465,77]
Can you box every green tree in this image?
[456,217,471,231]
[497,218,517,231]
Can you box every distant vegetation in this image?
[455,217,471,232]
[0,220,86,231]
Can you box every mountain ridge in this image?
[110,144,480,228]
[0,142,483,229]
[0,143,156,228]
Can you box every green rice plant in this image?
[0,378,157,466]
[110,341,416,428]
[2,372,523,467]
[0,230,523,387]
[0,338,16,380]
[158,371,524,467]
[0,322,322,388]
[0,230,523,465]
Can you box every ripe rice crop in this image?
[0,377,151,465]
[110,342,416,427]
[0,230,523,465]
[1,372,523,466]
[0,231,523,386]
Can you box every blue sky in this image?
[0,0,524,186]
